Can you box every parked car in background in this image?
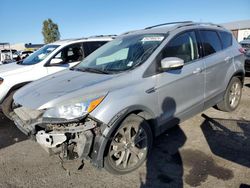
[240,35,250,74]
[0,35,114,119]
[240,34,250,49]
[13,50,34,62]
[0,49,17,64]
[11,22,245,174]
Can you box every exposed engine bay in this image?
[12,106,101,161]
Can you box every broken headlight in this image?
[43,95,105,120]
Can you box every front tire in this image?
[216,77,242,112]
[104,114,153,175]
[2,90,15,120]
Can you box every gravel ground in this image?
[0,78,250,188]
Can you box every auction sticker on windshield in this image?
[141,36,164,42]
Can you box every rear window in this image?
[218,31,232,49]
[200,30,222,56]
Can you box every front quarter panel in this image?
[90,75,158,127]
[89,75,158,168]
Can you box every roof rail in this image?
[144,21,225,31]
[122,22,225,36]
[175,22,225,29]
[121,22,193,36]
[145,21,193,30]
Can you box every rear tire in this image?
[104,114,153,175]
[216,77,242,112]
[2,91,15,120]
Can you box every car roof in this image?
[50,35,116,46]
[122,21,230,36]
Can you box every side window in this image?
[162,31,199,63]
[218,31,232,49]
[51,43,84,64]
[83,41,107,57]
[200,30,222,56]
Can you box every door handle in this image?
[193,68,202,74]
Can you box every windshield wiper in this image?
[70,67,111,74]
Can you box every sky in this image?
[0,0,249,44]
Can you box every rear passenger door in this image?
[156,30,205,127]
[199,30,232,107]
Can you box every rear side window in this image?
[200,30,222,56]
[162,31,199,63]
[83,41,107,57]
[218,31,232,49]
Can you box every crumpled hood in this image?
[14,69,126,109]
[0,63,33,77]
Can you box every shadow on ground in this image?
[245,83,250,88]
[201,114,250,168]
[0,113,27,149]
[140,125,186,188]
[240,184,250,188]
[140,112,248,187]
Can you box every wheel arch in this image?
[90,105,157,168]
[104,105,157,138]
[231,71,245,86]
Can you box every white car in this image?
[0,35,114,119]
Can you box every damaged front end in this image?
[11,105,102,161]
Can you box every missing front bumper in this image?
[12,108,98,160]
[36,130,67,148]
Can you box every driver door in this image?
[156,30,205,128]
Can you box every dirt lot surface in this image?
[0,78,250,188]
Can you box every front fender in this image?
[90,105,156,168]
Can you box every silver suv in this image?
[11,22,245,174]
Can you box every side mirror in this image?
[243,37,246,40]
[50,58,63,65]
[161,57,184,71]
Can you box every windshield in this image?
[20,45,59,65]
[74,34,165,73]
[247,35,250,39]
